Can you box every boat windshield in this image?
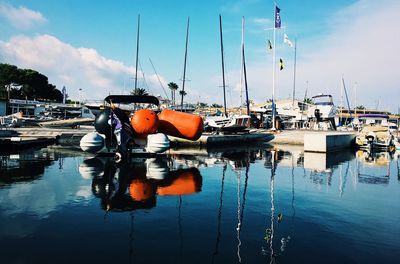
[313,96,333,105]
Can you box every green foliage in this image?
[131,87,149,96]
[198,102,208,108]
[167,82,179,104]
[356,105,366,110]
[0,63,63,102]
[304,98,313,104]
[167,82,178,91]
[211,103,222,108]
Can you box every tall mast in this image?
[242,17,250,116]
[219,15,227,117]
[134,14,140,92]
[292,39,297,109]
[271,3,278,130]
[180,17,190,110]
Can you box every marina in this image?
[1,1,399,263]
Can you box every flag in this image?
[284,33,293,47]
[267,39,273,51]
[279,58,284,70]
[275,6,281,28]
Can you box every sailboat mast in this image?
[180,17,190,110]
[219,15,227,117]
[134,14,140,92]
[242,17,250,116]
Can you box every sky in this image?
[0,0,399,112]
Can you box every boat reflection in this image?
[356,150,392,184]
[0,152,54,185]
[82,157,203,212]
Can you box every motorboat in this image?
[204,114,250,133]
[307,94,337,130]
[80,95,204,159]
[355,125,395,150]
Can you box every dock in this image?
[1,126,356,153]
[271,130,356,152]
[168,131,274,147]
[0,127,95,151]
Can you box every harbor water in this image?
[0,145,399,263]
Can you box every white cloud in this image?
[0,2,47,29]
[0,34,164,100]
[251,17,271,26]
[227,0,400,112]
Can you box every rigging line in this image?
[148,57,169,100]
[138,59,150,92]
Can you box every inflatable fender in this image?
[158,109,203,141]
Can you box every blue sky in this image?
[0,0,399,112]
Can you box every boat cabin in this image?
[312,94,334,106]
[356,114,389,126]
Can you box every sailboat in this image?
[204,16,251,133]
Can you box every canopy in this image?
[104,95,159,106]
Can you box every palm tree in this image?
[131,87,148,96]
[168,82,179,105]
[179,90,187,97]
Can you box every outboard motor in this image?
[314,108,322,122]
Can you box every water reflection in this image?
[83,157,203,212]
[356,150,392,184]
[0,146,399,264]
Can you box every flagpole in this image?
[292,39,297,109]
[271,2,277,131]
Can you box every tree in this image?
[211,103,222,108]
[167,82,179,105]
[131,87,148,96]
[0,63,63,102]
[198,102,208,108]
[355,105,366,110]
[303,98,313,104]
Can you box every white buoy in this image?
[146,133,170,153]
[145,158,169,180]
[78,158,104,179]
[80,132,105,153]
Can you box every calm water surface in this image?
[0,145,399,264]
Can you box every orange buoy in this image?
[129,179,156,202]
[158,109,203,140]
[157,168,202,196]
[130,109,159,136]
